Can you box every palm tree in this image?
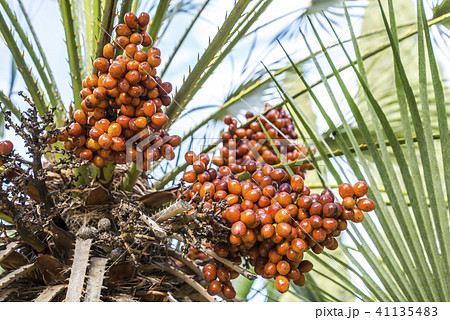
[0,0,448,302]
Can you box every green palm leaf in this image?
[262,0,449,301]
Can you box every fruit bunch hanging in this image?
[179,151,375,297]
[212,104,315,179]
[56,12,181,170]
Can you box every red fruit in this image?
[183,171,197,183]
[353,181,368,198]
[270,168,288,182]
[276,260,291,276]
[261,224,275,239]
[224,115,233,125]
[276,241,290,255]
[184,151,197,165]
[351,208,365,223]
[214,242,229,258]
[124,12,139,29]
[79,149,93,161]
[290,175,304,192]
[74,110,87,125]
[222,285,236,299]
[193,160,206,173]
[322,218,338,231]
[298,195,313,209]
[298,218,312,234]
[225,207,241,223]
[285,247,302,262]
[199,182,215,199]
[143,100,156,117]
[68,123,83,137]
[0,140,13,156]
[240,209,257,227]
[358,198,376,212]
[207,280,222,296]
[276,192,292,207]
[338,183,354,198]
[138,12,150,27]
[150,113,168,129]
[98,134,113,149]
[298,260,313,273]
[275,275,290,293]
[268,249,282,264]
[342,196,356,209]
[204,270,217,283]
[231,221,246,237]
[287,268,301,281]
[293,273,305,286]
[275,222,292,238]
[264,262,278,277]
[322,203,338,218]
[309,215,322,229]
[169,135,182,147]
[312,228,326,242]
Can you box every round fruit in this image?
[351,208,365,223]
[222,285,236,299]
[261,224,275,239]
[275,222,292,238]
[290,175,304,192]
[193,160,206,173]
[185,151,197,165]
[291,238,306,253]
[342,196,356,209]
[275,275,290,293]
[353,181,368,198]
[138,12,150,27]
[339,183,354,198]
[0,140,14,156]
[358,198,376,212]
[298,260,313,273]
[277,260,290,276]
[293,273,305,286]
[231,221,246,237]
[183,171,197,183]
[68,123,83,137]
[322,218,338,231]
[124,12,139,29]
[207,280,222,296]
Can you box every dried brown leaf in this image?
[0,251,29,270]
[49,222,76,265]
[85,184,109,205]
[138,185,179,209]
[35,255,65,285]
[108,261,135,285]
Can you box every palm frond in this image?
[0,12,46,116]
[1,0,65,123]
[164,0,256,128]
[265,0,449,301]
[147,0,170,42]
[161,0,211,78]
[58,0,84,109]
[93,0,118,69]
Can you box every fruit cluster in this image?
[180,152,375,297]
[56,12,180,170]
[212,105,315,178]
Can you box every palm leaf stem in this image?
[58,0,83,109]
